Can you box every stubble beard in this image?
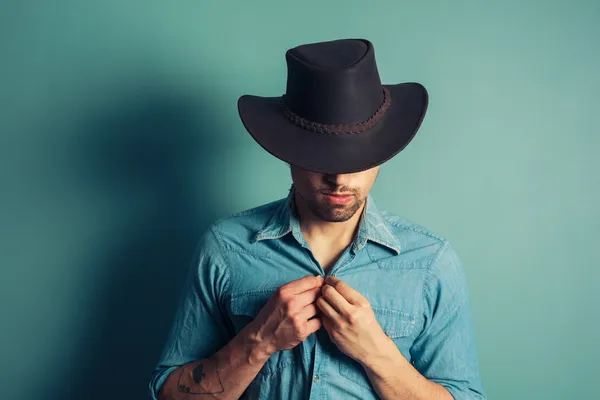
[306,194,364,223]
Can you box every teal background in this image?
[1,1,598,399]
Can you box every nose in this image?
[323,173,350,187]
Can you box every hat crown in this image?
[284,39,384,125]
[291,39,368,69]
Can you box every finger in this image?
[297,303,319,320]
[324,276,364,305]
[283,275,323,295]
[316,296,340,321]
[321,284,352,315]
[306,316,322,334]
[294,286,322,307]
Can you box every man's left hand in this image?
[316,276,391,365]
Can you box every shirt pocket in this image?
[228,289,297,380]
[338,307,416,390]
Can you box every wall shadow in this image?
[51,86,231,400]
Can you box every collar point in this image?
[252,230,266,243]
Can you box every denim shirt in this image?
[149,187,486,399]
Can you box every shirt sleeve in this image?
[409,240,486,399]
[148,225,233,400]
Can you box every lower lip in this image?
[324,194,353,204]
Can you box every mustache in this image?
[319,187,357,195]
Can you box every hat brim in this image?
[237,82,428,174]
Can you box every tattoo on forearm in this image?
[192,364,206,383]
[177,358,225,395]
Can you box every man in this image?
[149,38,485,399]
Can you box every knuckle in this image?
[276,288,293,303]
[336,320,348,331]
[292,318,308,339]
[330,329,341,340]
[284,298,298,314]
[347,313,360,325]
[274,287,285,300]
[275,286,288,296]
[291,314,304,330]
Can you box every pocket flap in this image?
[230,292,415,338]
[372,307,416,338]
[229,289,276,317]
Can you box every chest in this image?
[223,242,429,318]
[223,246,429,390]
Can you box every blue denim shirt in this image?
[149,186,485,399]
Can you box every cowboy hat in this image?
[237,38,428,174]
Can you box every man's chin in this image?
[315,204,358,222]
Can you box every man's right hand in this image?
[249,275,325,355]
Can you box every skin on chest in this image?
[310,244,349,275]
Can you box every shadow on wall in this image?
[52,86,231,400]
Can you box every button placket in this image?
[309,333,323,398]
[327,246,356,278]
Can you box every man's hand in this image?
[316,276,391,365]
[249,275,325,356]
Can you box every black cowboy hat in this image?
[237,38,428,174]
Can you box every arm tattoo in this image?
[177,358,225,395]
[192,364,206,384]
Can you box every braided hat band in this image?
[279,87,392,135]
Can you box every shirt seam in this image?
[216,242,274,259]
[421,239,450,331]
[214,200,282,223]
[210,224,233,302]
[386,220,446,242]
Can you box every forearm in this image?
[158,324,273,400]
[360,336,453,400]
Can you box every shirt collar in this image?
[253,185,401,255]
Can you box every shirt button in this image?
[313,375,320,382]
